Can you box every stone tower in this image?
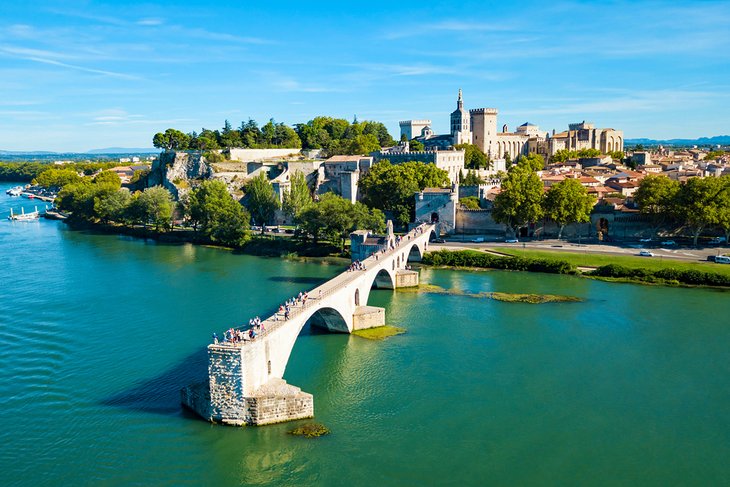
[469,107,498,157]
[450,89,472,145]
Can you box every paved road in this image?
[430,238,729,263]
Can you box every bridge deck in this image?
[216,223,432,346]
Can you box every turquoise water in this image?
[1,181,730,486]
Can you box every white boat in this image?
[5,186,23,197]
[8,206,40,221]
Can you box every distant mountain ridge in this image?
[86,147,158,154]
[625,135,730,146]
[0,148,158,155]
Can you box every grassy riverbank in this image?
[493,247,730,277]
[422,249,730,288]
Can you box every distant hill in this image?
[625,135,730,147]
[86,147,158,154]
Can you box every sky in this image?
[1,0,729,152]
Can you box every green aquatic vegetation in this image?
[487,292,582,304]
[352,325,406,340]
[288,423,330,438]
[397,284,582,303]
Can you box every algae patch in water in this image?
[288,423,330,438]
[397,284,582,303]
[487,292,582,304]
[352,325,406,340]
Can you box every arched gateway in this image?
[181,224,436,426]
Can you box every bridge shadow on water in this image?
[100,348,209,417]
[267,276,330,285]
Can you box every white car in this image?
[472,237,485,243]
[639,250,654,257]
[505,238,519,243]
[661,240,676,246]
[639,237,653,243]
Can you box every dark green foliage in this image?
[186,180,251,246]
[297,192,385,249]
[454,143,488,169]
[461,170,483,186]
[295,116,395,156]
[0,162,118,182]
[459,196,481,209]
[358,160,450,226]
[423,250,575,274]
[588,264,730,287]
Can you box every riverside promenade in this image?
[182,223,436,425]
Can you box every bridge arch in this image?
[307,306,349,333]
[372,268,395,289]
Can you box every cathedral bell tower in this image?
[450,89,472,145]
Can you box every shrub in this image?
[588,264,730,287]
[422,250,575,274]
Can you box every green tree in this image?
[550,149,576,163]
[152,128,191,150]
[609,151,625,160]
[297,192,384,249]
[454,143,488,169]
[460,196,481,209]
[347,133,380,155]
[715,176,730,244]
[132,186,174,231]
[33,168,83,189]
[92,170,122,188]
[492,164,544,236]
[461,170,483,186]
[676,176,723,246]
[516,153,544,172]
[243,173,280,233]
[409,139,425,151]
[282,171,313,221]
[95,189,132,223]
[577,148,601,158]
[186,180,251,246]
[634,175,681,238]
[543,178,595,239]
[358,160,450,227]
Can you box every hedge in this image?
[588,264,730,287]
[422,250,575,274]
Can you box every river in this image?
[1,181,729,486]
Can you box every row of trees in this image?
[0,162,119,183]
[152,116,399,158]
[152,119,301,152]
[492,160,595,239]
[295,117,395,156]
[551,148,624,163]
[634,174,730,246]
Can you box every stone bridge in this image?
[182,223,436,425]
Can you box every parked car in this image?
[715,255,730,264]
[639,237,653,243]
[639,250,654,257]
[709,237,727,245]
[431,238,446,243]
[661,240,676,246]
[505,238,519,243]
[472,237,485,243]
[707,255,718,262]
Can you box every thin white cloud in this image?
[382,19,516,40]
[23,56,141,80]
[137,18,164,26]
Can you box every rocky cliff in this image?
[147,151,214,198]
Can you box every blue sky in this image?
[1,0,729,152]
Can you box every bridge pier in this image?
[181,344,314,426]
